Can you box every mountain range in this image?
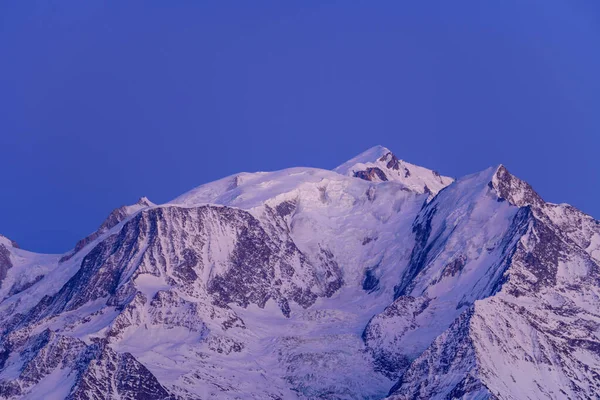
[1,145,599,399]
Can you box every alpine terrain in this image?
[1,146,599,400]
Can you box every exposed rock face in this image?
[362,267,380,292]
[0,235,19,249]
[1,149,599,399]
[386,308,492,399]
[22,205,341,328]
[67,340,175,400]
[0,245,12,288]
[383,166,600,399]
[354,167,389,182]
[1,199,347,398]
[60,197,154,262]
[492,165,543,208]
[363,296,431,379]
[0,235,19,289]
[0,329,174,400]
[379,151,401,171]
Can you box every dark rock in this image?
[354,167,388,182]
[394,205,437,299]
[0,244,12,288]
[60,197,153,263]
[275,200,297,218]
[362,268,380,292]
[492,165,543,208]
[379,151,401,170]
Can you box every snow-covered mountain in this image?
[0,146,598,400]
[334,145,453,195]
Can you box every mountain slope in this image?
[334,146,453,195]
[0,147,598,400]
[362,166,531,379]
[386,166,600,399]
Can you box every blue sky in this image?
[1,1,599,253]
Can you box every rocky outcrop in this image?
[0,245,12,288]
[0,329,174,400]
[386,308,492,399]
[67,340,175,400]
[379,151,401,171]
[0,235,19,249]
[60,197,154,262]
[492,165,543,208]
[354,167,389,182]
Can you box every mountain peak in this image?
[135,196,154,207]
[334,145,392,172]
[334,146,453,195]
[0,234,19,249]
[60,197,155,262]
[491,164,543,208]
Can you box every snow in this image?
[0,195,159,320]
[334,145,454,195]
[134,274,171,299]
[2,145,600,399]
[170,166,428,294]
[334,145,392,172]
[0,234,16,248]
[0,247,63,315]
[364,166,529,381]
[23,368,77,400]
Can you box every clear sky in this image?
[1,1,599,253]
